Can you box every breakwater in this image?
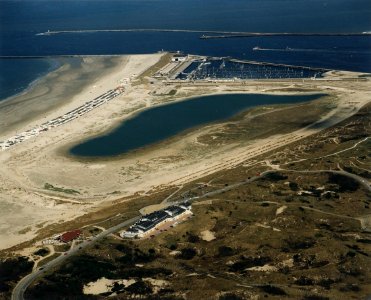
[35,29,371,39]
[200,32,371,39]
[36,29,252,36]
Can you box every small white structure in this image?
[172,54,187,62]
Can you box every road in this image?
[280,169,371,192]
[322,136,369,159]
[175,170,275,204]
[11,215,140,300]
[11,170,273,300]
[12,167,369,299]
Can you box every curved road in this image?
[280,169,371,192]
[11,216,140,300]
[11,172,270,300]
[12,168,369,299]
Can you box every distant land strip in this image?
[34,29,371,38]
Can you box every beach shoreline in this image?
[0,53,165,250]
[0,58,62,103]
[0,56,122,136]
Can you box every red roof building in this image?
[60,229,82,243]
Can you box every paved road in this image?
[11,171,273,300]
[11,216,140,300]
[175,170,275,204]
[13,168,368,299]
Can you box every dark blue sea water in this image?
[70,93,323,157]
[0,59,60,100]
[0,0,370,101]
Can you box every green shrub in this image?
[0,256,33,283]
[176,248,197,260]
[259,285,287,295]
[218,246,234,257]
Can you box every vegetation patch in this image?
[229,256,271,272]
[217,246,235,257]
[44,183,80,195]
[327,173,359,192]
[219,293,244,300]
[263,172,288,181]
[33,248,50,257]
[124,280,152,295]
[0,256,33,288]
[176,248,197,260]
[259,285,287,295]
[284,237,316,251]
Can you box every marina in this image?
[176,57,326,80]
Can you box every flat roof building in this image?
[172,54,187,62]
[120,202,192,239]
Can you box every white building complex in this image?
[121,202,192,238]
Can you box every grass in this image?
[197,97,334,146]
[44,183,80,195]
[37,253,60,268]
[3,98,370,300]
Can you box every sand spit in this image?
[0,56,121,136]
[0,53,370,251]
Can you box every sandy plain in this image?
[0,53,370,251]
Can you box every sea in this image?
[0,0,371,101]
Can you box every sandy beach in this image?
[0,56,123,136]
[0,53,370,251]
